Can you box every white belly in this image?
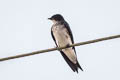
[52,25,77,63]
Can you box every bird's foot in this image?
[55,46,62,51]
[66,44,70,48]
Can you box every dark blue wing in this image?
[62,21,76,53]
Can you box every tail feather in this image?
[60,51,83,73]
[77,61,83,71]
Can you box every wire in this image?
[0,34,120,62]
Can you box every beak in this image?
[48,18,52,20]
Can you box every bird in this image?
[48,14,83,73]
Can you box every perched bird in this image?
[48,14,83,73]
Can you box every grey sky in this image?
[0,0,120,80]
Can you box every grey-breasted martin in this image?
[48,14,83,73]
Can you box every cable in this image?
[0,34,120,62]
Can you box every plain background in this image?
[0,0,120,80]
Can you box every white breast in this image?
[52,25,72,47]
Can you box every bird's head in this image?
[48,14,64,22]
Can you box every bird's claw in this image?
[55,46,62,51]
[66,44,70,48]
[55,44,70,51]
